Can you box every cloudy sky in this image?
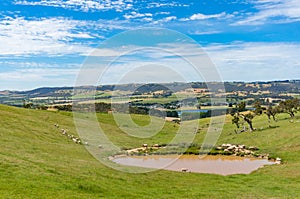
[1,0,300,90]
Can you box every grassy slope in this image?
[0,104,299,198]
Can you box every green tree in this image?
[240,112,255,131]
[23,102,33,109]
[253,101,263,115]
[266,105,280,121]
[236,101,246,112]
[279,98,299,118]
[231,113,240,129]
[231,101,256,132]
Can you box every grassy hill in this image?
[0,104,299,198]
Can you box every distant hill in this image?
[0,80,299,106]
[224,80,300,93]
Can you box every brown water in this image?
[112,155,275,175]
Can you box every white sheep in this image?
[181,168,188,172]
[275,157,282,164]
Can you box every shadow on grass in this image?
[257,125,280,132]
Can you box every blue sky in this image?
[0,0,300,90]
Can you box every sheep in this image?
[61,129,68,135]
[227,145,237,151]
[248,146,259,150]
[275,157,281,164]
[181,168,188,172]
[75,138,81,144]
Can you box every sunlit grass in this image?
[0,104,299,198]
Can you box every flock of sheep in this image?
[54,123,82,145]
[53,124,105,150]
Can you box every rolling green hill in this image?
[0,104,299,198]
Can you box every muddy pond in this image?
[112,155,275,175]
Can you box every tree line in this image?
[52,102,181,118]
[231,98,299,133]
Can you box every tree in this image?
[240,112,255,131]
[266,105,280,122]
[23,102,33,109]
[279,98,299,118]
[236,101,246,112]
[231,113,240,129]
[231,102,256,132]
[253,101,264,115]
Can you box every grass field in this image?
[0,104,299,198]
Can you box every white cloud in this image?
[0,16,96,56]
[0,68,78,80]
[123,12,153,20]
[14,0,133,12]
[191,12,226,20]
[140,17,153,22]
[162,16,177,22]
[146,2,189,9]
[0,67,79,90]
[189,30,222,35]
[98,63,190,85]
[156,12,171,15]
[204,42,300,81]
[0,15,186,57]
[181,12,230,21]
[152,16,177,24]
[87,42,208,60]
[89,48,125,57]
[233,0,300,25]
[77,42,220,85]
[0,60,80,69]
[4,41,299,89]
